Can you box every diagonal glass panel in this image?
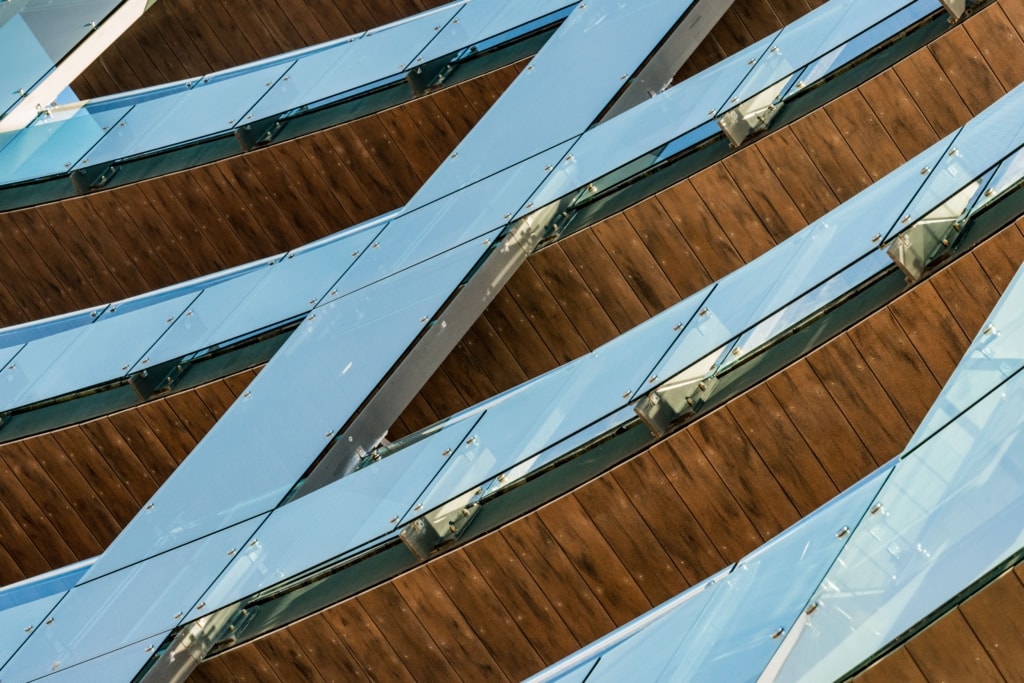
[404,298,699,519]
[76,61,293,165]
[136,225,378,371]
[83,231,501,581]
[769,369,1024,682]
[727,0,919,105]
[0,517,264,682]
[189,419,476,616]
[245,4,464,121]
[518,37,773,214]
[405,0,701,210]
[908,265,1024,451]
[0,290,197,412]
[415,0,572,64]
[331,140,574,299]
[30,633,168,682]
[0,592,66,666]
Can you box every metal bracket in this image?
[636,373,719,437]
[886,181,978,281]
[399,496,480,561]
[718,79,788,147]
[70,163,119,193]
[940,0,967,21]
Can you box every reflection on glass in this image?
[770,370,1024,681]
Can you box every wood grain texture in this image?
[0,1,1020,681]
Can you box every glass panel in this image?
[334,141,573,297]
[0,290,197,411]
[246,5,463,121]
[407,0,701,209]
[519,37,772,214]
[1,517,263,682]
[728,0,915,105]
[405,298,699,518]
[0,306,103,348]
[85,233,498,579]
[0,560,91,612]
[0,592,65,666]
[649,466,889,681]
[192,421,474,615]
[77,61,293,165]
[907,263,1024,450]
[0,15,53,116]
[416,0,573,64]
[0,100,131,184]
[772,372,1024,681]
[31,633,168,682]
[973,147,1024,213]
[18,0,120,60]
[789,0,937,95]
[141,224,378,369]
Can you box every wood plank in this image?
[591,214,682,317]
[845,309,944,429]
[356,584,462,682]
[610,454,726,584]
[687,408,802,540]
[904,609,1006,682]
[721,146,806,243]
[803,335,914,463]
[765,361,880,489]
[463,532,582,664]
[689,164,778,265]
[253,630,329,683]
[500,513,618,644]
[726,385,840,516]
[858,70,940,160]
[788,108,873,204]
[391,567,509,681]
[754,126,841,221]
[959,570,1024,680]
[967,6,1024,92]
[573,474,690,605]
[503,261,591,364]
[319,599,417,683]
[650,435,763,561]
[971,221,1024,297]
[930,253,1003,341]
[622,195,715,299]
[824,90,908,180]
[928,24,1008,116]
[893,48,973,138]
[853,649,928,683]
[535,496,654,625]
[429,551,547,680]
[654,180,746,281]
[278,615,371,682]
[528,244,619,351]
[888,282,972,386]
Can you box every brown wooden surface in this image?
[190,221,1024,682]
[0,1,1020,681]
[854,565,1024,683]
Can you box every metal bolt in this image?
[173,612,183,620]
[420,316,428,323]
[442,448,452,456]
[146,645,154,653]
[920,167,930,175]
[414,504,423,511]
[870,502,883,514]
[197,602,206,610]
[243,391,251,398]
[836,526,850,538]
[390,516,399,524]
[45,618,54,625]
[622,390,631,398]
[226,548,236,556]
[325,430,334,438]
[805,602,819,615]
[673,323,683,331]
[146,503,154,510]
[771,627,785,639]
[871,233,881,243]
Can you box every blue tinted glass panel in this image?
[247,6,462,121]
[335,142,572,297]
[0,290,197,411]
[772,372,1024,681]
[85,234,497,579]
[141,226,378,369]
[406,301,694,517]
[416,0,573,64]
[0,307,103,348]
[908,264,1024,450]
[35,633,168,682]
[652,466,889,681]
[408,0,698,209]
[0,102,130,184]
[0,592,65,666]
[1,517,263,682]
[0,15,55,116]
[729,0,914,105]
[192,422,473,615]
[78,62,292,164]
[520,38,772,214]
